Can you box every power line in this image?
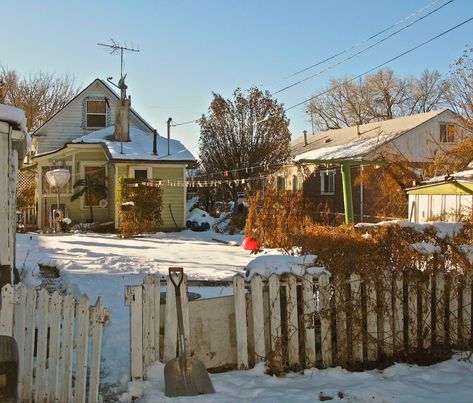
[279,0,444,82]
[273,0,454,95]
[284,16,473,113]
[172,119,199,127]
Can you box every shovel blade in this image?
[164,357,215,397]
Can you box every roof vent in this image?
[303,130,308,146]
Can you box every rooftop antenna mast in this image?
[98,39,139,80]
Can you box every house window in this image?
[320,170,336,195]
[292,174,302,193]
[86,100,107,129]
[440,123,455,143]
[277,176,286,191]
[129,167,153,181]
[83,166,106,207]
[41,166,72,194]
[134,169,149,181]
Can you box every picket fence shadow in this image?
[126,270,472,380]
[0,284,106,403]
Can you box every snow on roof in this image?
[421,168,473,185]
[292,109,448,161]
[0,103,27,133]
[72,126,196,162]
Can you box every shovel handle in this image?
[169,267,184,295]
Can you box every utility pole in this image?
[167,118,172,155]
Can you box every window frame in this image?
[276,175,286,191]
[129,166,153,181]
[86,99,108,129]
[79,162,108,208]
[320,169,336,195]
[439,123,456,143]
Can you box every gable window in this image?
[41,166,72,194]
[134,169,148,181]
[86,100,107,129]
[129,166,153,181]
[440,123,455,143]
[320,170,336,195]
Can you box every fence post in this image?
[435,272,445,346]
[233,274,248,370]
[20,287,37,401]
[286,274,299,370]
[421,274,432,350]
[335,277,348,366]
[250,274,265,363]
[153,276,161,362]
[143,276,156,368]
[13,285,26,399]
[382,273,393,357]
[268,274,283,373]
[75,294,90,403]
[350,273,363,364]
[448,273,459,348]
[302,273,316,368]
[89,297,105,403]
[407,274,418,351]
[125,285,144,380]
[319,273,332,367]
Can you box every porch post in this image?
[341,162,354,225]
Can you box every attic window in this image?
[86,100,107,129]
[440,123,455,143]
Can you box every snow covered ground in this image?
[123,353,473,403]
[16,230,280,391]
[15,230,473,402]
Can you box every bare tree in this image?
[307,68,448,131]
[0,67,80,132]
[199,87,291,196]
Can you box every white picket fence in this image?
[0,284,106,402]
[127,270,472,380]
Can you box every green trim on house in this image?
[406,181,473,195]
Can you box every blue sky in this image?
[2,0,473,158]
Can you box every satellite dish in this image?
[99,199,108,208]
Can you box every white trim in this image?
[182,167,186,228]
[129,165,153,180]
[320,169,336,195]
[79,161,108,209]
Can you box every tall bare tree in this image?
[0,67,80,132]
[199,87,291,196]
[307,68,449,131]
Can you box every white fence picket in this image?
[163,276,177,363]
[449,274,459,347]
[407,276,418,350]
[268,274,283,372]
[21,287,37,401]
[366,280,378,361]
[318,273,332,367]
[47,291,63,402]
[75,294,91,403]
[286,274,299,369]
[393,274,404,352]
[13,285,26,399]
[382,274,393,357]
[0,283,14,336]
[143,276,156,369]
[350,273,363,364]
[461,274,472,347]
[125,285,144,380]
[153,276,162,362]
[234,274,248,369]
[89,297,105,403]
[60,294,75,403]
[302,273,316,368]
[251,274,265,363]
[34,288,49,403]
[435,272,445,345]
[421,275,432,350]
[335,279,347,365]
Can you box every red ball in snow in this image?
[242,237,259,251]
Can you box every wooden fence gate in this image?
[127,269,472,380]
[0,284,106,402]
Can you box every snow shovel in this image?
[164,267,215,397]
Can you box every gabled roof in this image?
[292,109,453,161]
[32,78,155,136]
[33,126,196,164]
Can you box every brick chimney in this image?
[114,96,131,142]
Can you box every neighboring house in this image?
[0,104,28,283]
[280,109,464,222]
[32,78,196,231]
[406,165,473,223]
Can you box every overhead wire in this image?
[284,16,473,112]
[273,0,454,95]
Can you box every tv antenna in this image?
[97,39,139,81]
